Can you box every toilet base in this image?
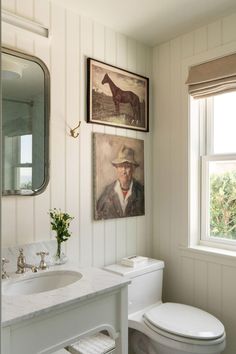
[129,329,223,354]
[129,328,164,354]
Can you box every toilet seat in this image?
[143,303,225,345]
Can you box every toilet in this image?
[104,258,226,354]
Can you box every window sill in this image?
[179,245,236,267]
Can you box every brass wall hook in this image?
[70,121,81,138]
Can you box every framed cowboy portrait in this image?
[93,133,145,220]
[87,58,149,132]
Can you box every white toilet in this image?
[104,258,226,354]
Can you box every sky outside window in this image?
[20,134,32,163]
[213,92,236,154]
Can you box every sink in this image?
[2,270,83,296]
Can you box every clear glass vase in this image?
[53,240,67,265]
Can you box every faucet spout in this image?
[25,263,38,273]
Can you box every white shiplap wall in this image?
[1,0,153,267]
[153,13,236,354]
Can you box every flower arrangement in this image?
[49,208,74,262]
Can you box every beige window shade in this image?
[186,53,236,99]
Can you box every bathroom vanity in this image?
[2,265,130,354]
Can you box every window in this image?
[199,92,236,249]
[16,135,33,191]
[187,53,236,253]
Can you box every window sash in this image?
[201,154,236,248]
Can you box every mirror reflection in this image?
[2,48,50,195]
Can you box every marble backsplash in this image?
[1,240,65,273]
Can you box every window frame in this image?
[199,95,236,251]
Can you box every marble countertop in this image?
[2,263,130,327]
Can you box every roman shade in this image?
[186,53,236,99]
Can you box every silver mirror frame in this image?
[2,47,50,196]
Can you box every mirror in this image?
[2,47,50,195]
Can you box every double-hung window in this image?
[187,53,236,252]
[201,92,236,249]
[16,134,33,191]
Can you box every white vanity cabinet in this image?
[1,267,130,354]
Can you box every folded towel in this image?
[66,333,115,354]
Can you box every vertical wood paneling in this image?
[104,219,116,265]
[50,3,66,210]
[16,0,34,19]
[126,217,137,256]
[193,260,208,310]
[116,218,127,260]
[145,46,153,257]
[222,13,236,44]
[64,9,80,260]
[180,257,194,305]
[93,22,105,60]
[16,35,34,54]
[181,32,194,58]
[207,263,222,319]
[179,30,194,248]
[194,27,207,54]
[2,198,17,246]
[2,23,16,47]
[2,0,16,12]
[34,0,50,28]
[105,28,116,65]
[222,266,236,354]
[169,37,182,253]
[16,198,34,244]
[127,39,136,72]
[116,33,127,69]
[152,46,160,258]
[79,16,93,266]
[157,42,171,260]
[208,20,222,49]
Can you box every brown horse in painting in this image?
[102,73,140,123]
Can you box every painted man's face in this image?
[116,162,135,190]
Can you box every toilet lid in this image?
[143,303,225,340]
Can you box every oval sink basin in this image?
[2,270,82,296]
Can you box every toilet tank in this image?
[104,258,164,314]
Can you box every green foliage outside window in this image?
[210,171,236,239]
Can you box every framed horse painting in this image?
[87,58,149,132]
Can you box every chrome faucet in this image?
[16,248,38,273]
[36,251,49,270]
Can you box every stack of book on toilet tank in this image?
[121,255,148,267]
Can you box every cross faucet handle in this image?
[36,251,49,270]
[2,258,10,279]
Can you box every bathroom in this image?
[1,0,236,353]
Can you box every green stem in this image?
[56,240,61,258]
